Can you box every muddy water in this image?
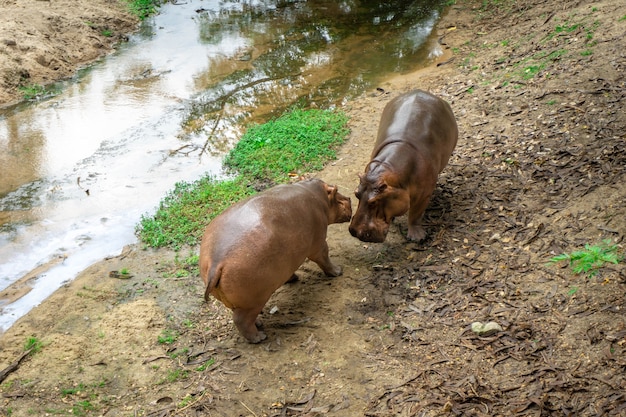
[0,0,446,330]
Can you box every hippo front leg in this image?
[309,241,343,277]
[407,191,434,242]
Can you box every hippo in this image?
[349,89,458,243]
[199,178,352,343]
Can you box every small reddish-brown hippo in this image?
[349,89,458,243]
[199,178,352,343]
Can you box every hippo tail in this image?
[203,262,221,300]
[203,263,235,309]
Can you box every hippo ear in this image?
[326,184,338,201]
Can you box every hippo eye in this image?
[376,184,388,194]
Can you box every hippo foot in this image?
[324,264,343,277]
[245,329,267,344]
[233,310,267,343]
[407,225,427,242]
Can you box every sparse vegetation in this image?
[549,239,622,277]
[157,329,179,345]
[195,358,215,372]
[61,383,87,397]
[23,337,43,353]
[18,84,47,101]
[162,369,189,384]
[71,400,95,416]
[126,0,160,20]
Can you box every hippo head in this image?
[348,164,409,242]
[325,183,352,224]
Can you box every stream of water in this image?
[0,0,447,331]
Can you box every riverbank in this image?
[1,1,626,416]
[0,0,138,107]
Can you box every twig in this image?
[240,401,257,417]
[178,391,206,412]
[0,349,33,383]
[199,73,301,158]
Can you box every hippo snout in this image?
[339,197,353,222]
[349,224,385,243]
[349,225,365,240]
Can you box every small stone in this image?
[471,321,503,336]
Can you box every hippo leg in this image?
[407,191,434,242]
[232,308,267,343]
[309,242,342,277]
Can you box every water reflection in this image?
[0,0,447,331]
[183,0,447,154]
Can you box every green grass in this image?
[136,108,349,249]
[137,175,255,249]
[70,400,95,416]
[126,0,160,20]
[18,84,47,101]
[159,369,189,384]
[223,108,349,184]
[157,329,179,345]
[61,383,87,397]
[165,253,200,278]
[196,357,216,371]
[549,239,622,277]
[24,336,43,353]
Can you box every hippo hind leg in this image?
[232,308,267,343]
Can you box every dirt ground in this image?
[0,0,137,107]
[1,0,626,416]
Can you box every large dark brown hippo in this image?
[349,89,458,243]
[199,178,352,343]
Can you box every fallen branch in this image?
[199,72,301,158]
[0,348,33,383]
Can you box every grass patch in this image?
[223,108,349,184]
[24,336,43,353]
[158,329,179,345]
[548,239,622,277]
[126,0,160,20]
[71,400,95,416]
[18,84,47,101]
[160,369,189,384]
[137,107,349,249]
[61,383,87,397]
[137,175,255,249]
[196,357,216,372]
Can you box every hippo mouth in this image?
[348,225,387,243]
